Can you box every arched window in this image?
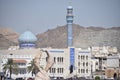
[83,69,85,73]
[57,57,59,62]
[52,68,54,73]
[54,68,56,73]
[57,68,59,73]
[96,62,98,65]
[86,69,88,73]
[62,68,64,73]
[86,62,88,66]
[81,69,83,73]
[81,56,83,59]
[78,69,80,73]
[49,68,52,73]
[78,62,80,66]
[54,57,56,63]
[83,56,85,60]
[60,68,62,73]
[83,62,85,66]
[59,57,61,62]
[86,56,88,60]
[62,57,63,62]
[78,55,80,59]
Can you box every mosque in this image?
[0,6,92,79]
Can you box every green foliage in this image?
[27,59,44,76]
[95,76,100,80]
[27,59,38,76]
[3,59,19,75]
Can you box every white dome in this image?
[18,31,37,43]
[67,6,73,9]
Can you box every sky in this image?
[0,0,120,34]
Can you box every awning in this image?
[13,59,27,63]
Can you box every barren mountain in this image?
[36,24,120,51]
[0,28,19,49]
[0,24,120,52]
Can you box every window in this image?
[57,57,63,63]
[60,57,61,62]
[49,68,52,73]
[61,57,63,62]
[86,62,88,66]
[86,69,88,73]
[86,56,88,60]
[54,57,56,63]
[81,69,85,73]
[78,55,80,59]
[81,56,83,60]
[57,68,59,73]
[78,62,80,66]
[57,68,64,73]
[96,62,98,65]
[81,69,82,73]
[62,68,64,73]
[60,68,62,73]
[83,56,85,60]
[57,57,59,62]
[83,69,85,73]
[54,68,56,73]
[78,69,80,73]
[83,62,85,66]
[52,68,53,73]
[51,68,56,73]
[46,57,48,62]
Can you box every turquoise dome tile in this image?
[18,31,37,43]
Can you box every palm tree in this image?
[27,59,43,76]
[3,59,18,78]
[27,59,37,76]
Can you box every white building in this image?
[91,46,118,57]
[91,59,99,73]
[0,30,92,79]
[75,48,91,78]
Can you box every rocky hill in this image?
[0,28,19,49]
[36,24,120,51]
[0,24,120,52]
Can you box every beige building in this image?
[105,55,120,79]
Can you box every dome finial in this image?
[67,2,73,9]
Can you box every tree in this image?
[27,59,44,76]
[27,59,38,76]
[95,76,100,80]
[3,59,18,78]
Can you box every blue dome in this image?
[18,31,37,43]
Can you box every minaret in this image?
[66,5,75,74]
[66,5,74,47]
